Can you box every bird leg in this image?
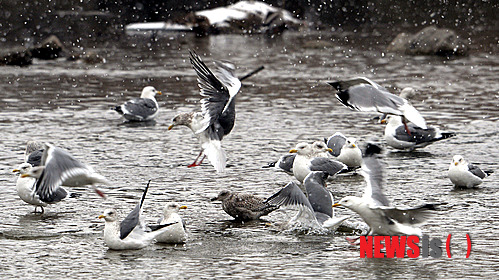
[346,236,360,246]
[188,150,206,168]
[93,187,107,199]
[402,117,412,136]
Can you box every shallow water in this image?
[0,31,498,279]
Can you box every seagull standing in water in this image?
[448,155,492,188]
[266,171,348,231]
[113,86,162,122]
[290,142,347,183]
[211,190,279,221]
[325,132,362,169]
[333,144,436,239]
[168,51,241,173]
[328,77,427,130]
[154,203,188,244]
[21,143,108,202]
[99,182,177,250]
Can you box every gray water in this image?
[0,31,498,279]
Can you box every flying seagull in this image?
[448,155,493,188]
[113,86,162,122]
[328,77,427,129]
[211,189,279,221]
[266,171,348,231]
[333,144,436,239]
[21,143,108,202]
[98,181,177,250]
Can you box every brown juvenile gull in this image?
[113,86,162,122]
[333,144,436,240]
[21,143,108,202]
[211,190,279,221]
[98,181,177,250]
[448,155,493,188]
[168,51,241,173]
[328,77,427,129]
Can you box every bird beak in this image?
[12,169,20,173]
[380,119,387,124]
[20,174,30,178]
[289,149,298,153]
[454,162,458,166]
[327,148,333,152]
[179,205,188,209]
[157,91,162,95]
[332,203,342,208]
[352,144,356,148]
[168,124,174,130]
[210,196,219,201]
[98,215,105,219]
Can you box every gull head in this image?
[333,196,365,212]
[344,138,357,149]
[400,87,416,99]
[98,209,118,222]
[20,166,45,179]
[451,155,466,167]
[163,202,187,215]
[211,189,231,202]
[168,112,199,130]
[140,86,162,99]
[289,142,314,156]
[13,162,33,175]
[312,141,333,154]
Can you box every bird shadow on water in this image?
[117,120,157,128]
[385,150,434,159]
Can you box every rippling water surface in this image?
[0,31,498,279]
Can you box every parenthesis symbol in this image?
[446,234,452,258]
[466,234,471,258]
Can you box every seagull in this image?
[98,181,177,250]
[289,142,347,183]
[13,162,67,213]
[266,171,348,231]
[211,189,279,221]
[113,86,162,122]
[168,51,241,173]
[381,115,455,151]
[20,143,108,202]
[262,153,296,174]
[448,155,493,188]
[154,203,188,244]
[333,144,436,238]
[328,77,427,129]
[325,132,362,169]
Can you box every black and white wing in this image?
[360,144,390,207]
[189,51,241,134]
[120,182,150,240]
[303,172,333,224]
[467,163,487,179]
[277,153,296,173]
[373,204,436,226]
[326,132,347,157]
[328,77,427,128]
[266,182,313,212]
[119,98,158,120]
[309,157,347,177]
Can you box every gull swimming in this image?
[266,171,348,231]
[328,77,427,129]
[290,142,347,183]
[21,143,108,202]
[13,162,67,213]
[113,86,162,122]
[168,51,241,173]
[333,144,436,238]
[325,132,362,169]
[381,115,455,151]
[211,189,279,221]
[154,203,188,244]
[99,181,177,250]
[448,155,493,188]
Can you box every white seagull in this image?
[325,132,363,169]
[21,143,108,202]
[168,51,241,173]
[381,115,455,151]
[333,144,436,238]
[448,155,492,188]
[266,171,348,231]
[98,182,178,250]
[328,77,427,129]
[113,86,162,122]
[290,142,347,183]
[154,203,188,244]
